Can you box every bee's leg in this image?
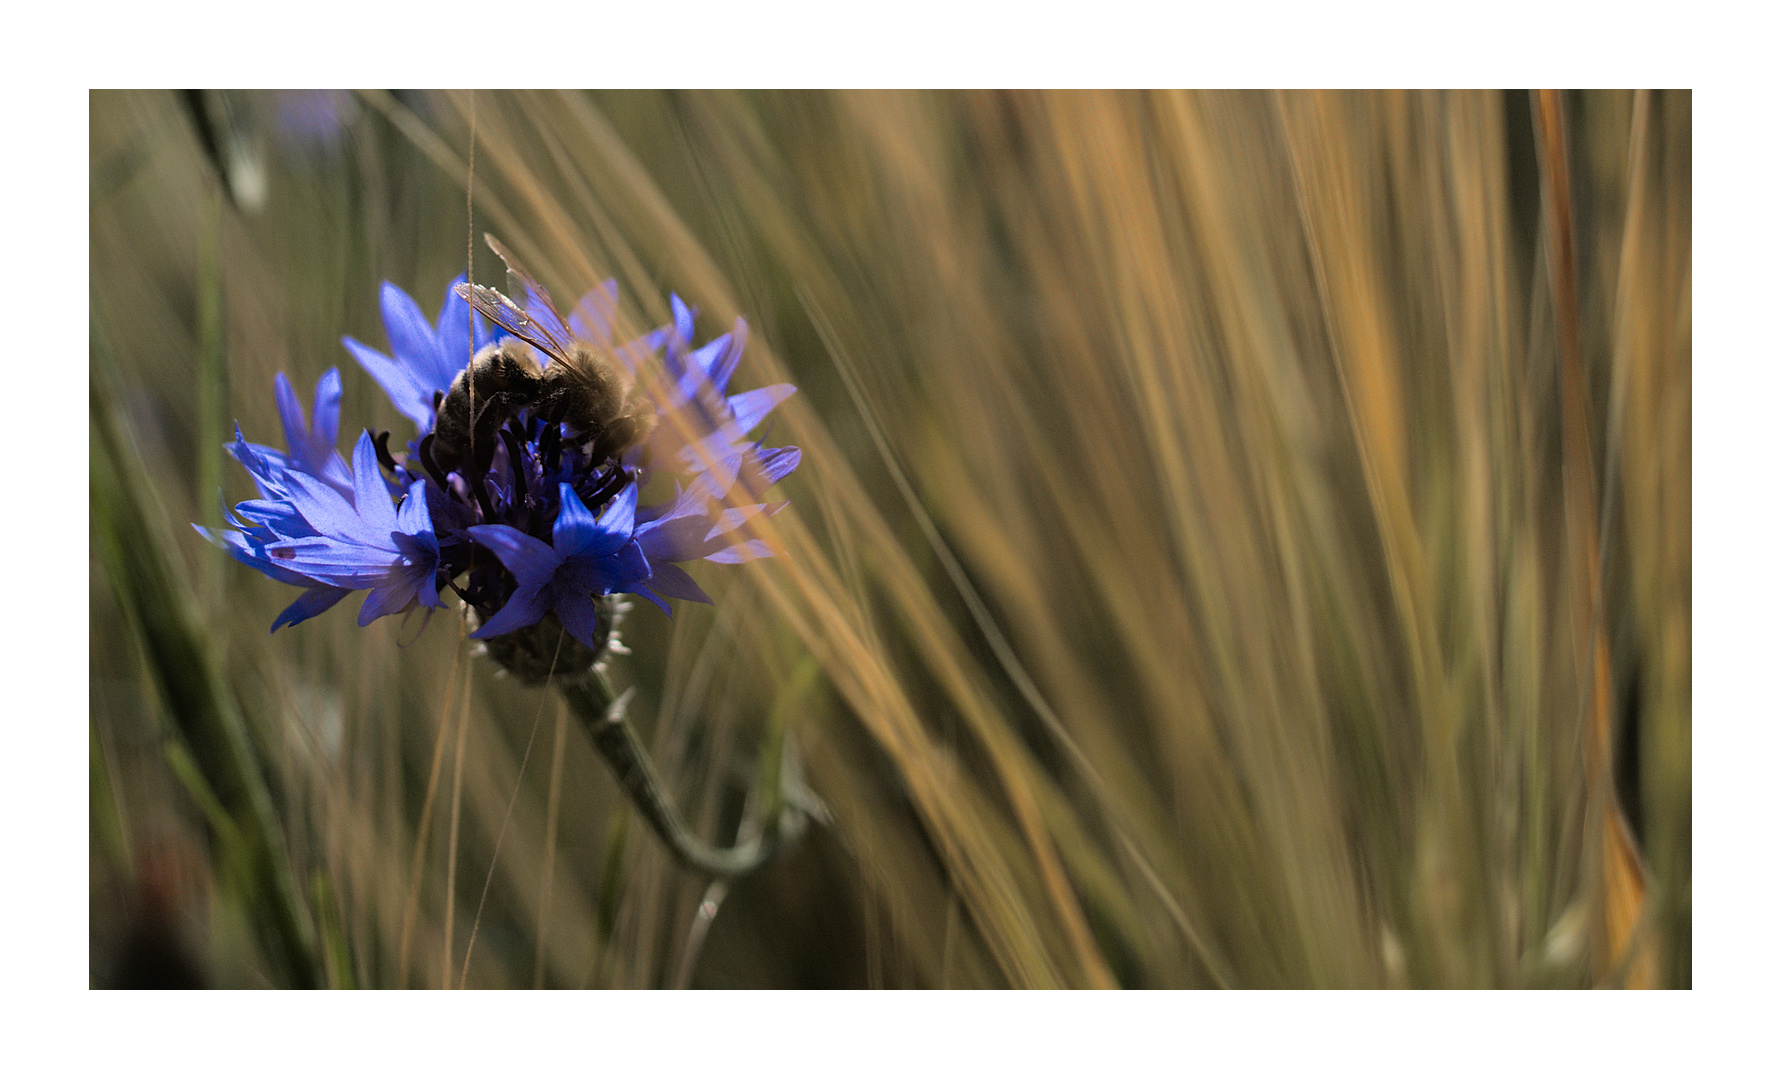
[537,392,568,428]
[415,434,453,492]
[583,462,630,509]
[469,395,508,476]
[371,430,401,477]
[499,427,528,506]
[538,421,562,474]
[586,426,617,467]
[459,402,504,522]
[464,470,496,522]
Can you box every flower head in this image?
[201,262,801,680]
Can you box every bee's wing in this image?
[482,233,581,352]
[483,234,550,303]
[454,282,575,367]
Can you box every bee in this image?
[434,235,652,476]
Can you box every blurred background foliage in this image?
[89,89,1689,988]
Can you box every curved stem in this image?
[558,669,809,880]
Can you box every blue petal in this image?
[635,499,721,563]
[434,275,491,389]
[468,524,561,590]
[394,480,442,608]
[230,499,315,537]
[229,426,292,499]
[418,568,441,610]
[344,336,436,431]
[282,467,370,542]
[272,585,353,632]
[308,372,342,456]
[631,584,672,616]
[645,562,713,606]
[550,483,597,557]
[632,486,675,527]
[725,384,797,436]
[274,373,310,460]
[684,335,731,399]
[612,538,652,586]
[669,294,696,346]
[395,478,434,543]
[350,432,398,535]
[299,372,355,495]
[708,502,769,541]
[676,432,744,490]
[565,536,650,596]
[471,580,551,639]
[381,281,447,390]
[553,593,606,649]
[217,490,254,531]
[752,445,802,489]
[553,482,635,560]
[708,318,748,394]
[706,539,774,563]
[567,281,619,344]
[252,535,396,587]
[590,482,639,556]
[684,470,727,504]
[311,368,342,451]
[358,575,420,626]
[196,524,318,587]
[423,479,476,535]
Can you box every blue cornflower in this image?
[203,255,801,665]
[343,276,500,434]
[197,255,815,880]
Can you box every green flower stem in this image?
[558,669,807,880]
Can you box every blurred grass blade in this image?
[90,319,321,989]
[89,719,132,878]
[311,870,359,990]
[194,185,227,609]
[1531,88,1654,987]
